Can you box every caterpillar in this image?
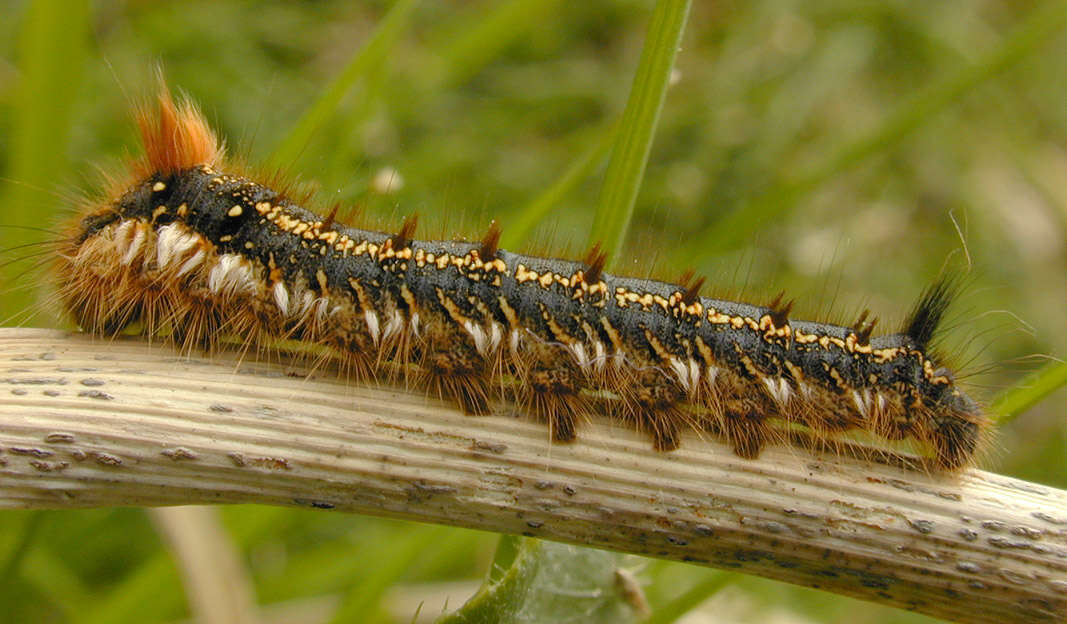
[54,88,988,470]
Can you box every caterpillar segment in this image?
[55,88,988,470]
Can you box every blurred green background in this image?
[1,0,1065,622]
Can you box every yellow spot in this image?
[845,333,873,354]
[152,181,166,192]
[228,205,243,217]
[872,347,901,364]
[515,264,538,283]
[707,309,731,324]
[152,205,167,219]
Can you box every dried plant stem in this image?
[0,328,1063,623]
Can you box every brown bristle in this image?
[529,392,581,443]
[643,408,681,451]
[681,276,705,306]
[582,243,607,284]
[479,220,502,259]
[853,310,878,346]
[724,402,771,460]
[677,269,696,290]
[392,214,419,250]
[768,292,793,327]
[137,86,220,175]
[519,342,585,442]
[321,203,341,232]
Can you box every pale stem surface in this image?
[0,328,1064,623]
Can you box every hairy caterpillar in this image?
[55,88,988,470]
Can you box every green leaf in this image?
[438,538,643,624]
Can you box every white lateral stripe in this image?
[272,282,290,317]
[670,357,691,392]
[176,249,205,277]
[365,309,381,344]
[569,343,589,370]
[121,224,146,266]
[383,311,404,341]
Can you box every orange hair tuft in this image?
[136,87,221,175]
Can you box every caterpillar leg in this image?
[517,342,585,442]
[620,368,685,451]
[419,318,491,414]
[722,397,772,459]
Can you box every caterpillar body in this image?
[57,89,988,470]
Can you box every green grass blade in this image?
[434,0,564,88]
[685,0,1067,261]
[267,0,420,170]
[82,556,184,624]
[590,0,691,268]
[644,571,732,624]
[991,360,1067,424]
[500,118,619,250]
[0,511,44,588]
[82,506,294,624]
[0,0,89,322]
[328,525,451,624]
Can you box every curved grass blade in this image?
[590,0,692,269]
